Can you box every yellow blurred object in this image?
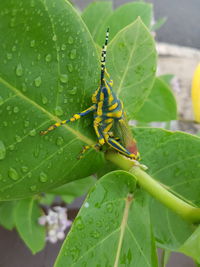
[192,63,200,122]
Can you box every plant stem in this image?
[105,151,200,224]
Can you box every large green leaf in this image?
[82,1,113,43]
[107,18,157,117]
[105,2,152,43]
[0,0,104,200]
[15,198,45,254]
[133,127,200,249]
[134,77,177,122]
[55,171,158,267]
[83,1,152,46]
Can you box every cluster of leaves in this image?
[0,0,199,266]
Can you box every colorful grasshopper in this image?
[40,28,139,160]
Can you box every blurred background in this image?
[74,0,200,49]
[1,1,200,266]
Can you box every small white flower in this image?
[38,206,72,244]
[57,231,65,240]
[38,215,47,225]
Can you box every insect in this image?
[40,28,139,160]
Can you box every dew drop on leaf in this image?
[45,54,52,62]
[42,95,48,104]
[30,185,36,192]
[21,166,28,173]
[75,217,84,230]
[67,64,73,73]
[55,106,63,116]
[29,129,36,136]
[8,167,19,180]
[52,34,57,41]
[90,230,100,239]
[13,106,19,113]
[34,76,42,87]
[6,53,12,60]
[68,87,77,95]
[30,40,35,47]
[68,36,74,44]
[9,144,15,151]
[56,136,64,146]
[24,120,29,128]
[39,172,48,183]
[16,63,23,77]
[15,135,22,143]
[61,44,66,51]
[70,49,76,60]
[60,74,68,83]
[0,140,6,160]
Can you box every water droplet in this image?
[13,106,19,113]
[6,53,12,60]
[42,95,48,104]
[45,54,52,62]
[30,40,35,47]
[68,36,74,44]
[75,217,84,230]
[12,45,16,52]
[21,166,28,173]
[15,135,22,143]
[29,129,36,136]
[90,230,100,239]
[68,87,77,95]
[61,44,66,51]
[52,34,57,41]
[9,144,15,151]
[70,49,76,60]
[60,74,68,83]
[8,167,19,180]
[55,106,63,116]
[39,172,48,183]
[24,120,30,128]
[22,83,27,92]
[56,136,64,146]
[106,203,113,212]
[30,185,36,191]
[34,76,42,87]
[0,141,6,160]
[16,63,23,77]
[67,64,73,73]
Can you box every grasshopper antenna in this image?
[101,27,109,85]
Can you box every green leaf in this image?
[134,77,177,122]
[179,225,200,264]
[106,2,153,43]
[82,1,113,43]
[133,127,200,249]
[0,200,17,230]
[49,176,96,203]
[55,170,158,267]
[15,198,45,254]
[85,2,153,46]
[107,18,157,117]
[0,0,104,200]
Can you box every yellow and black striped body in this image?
[40,28,139,160]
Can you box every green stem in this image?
[106,152,200,224]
